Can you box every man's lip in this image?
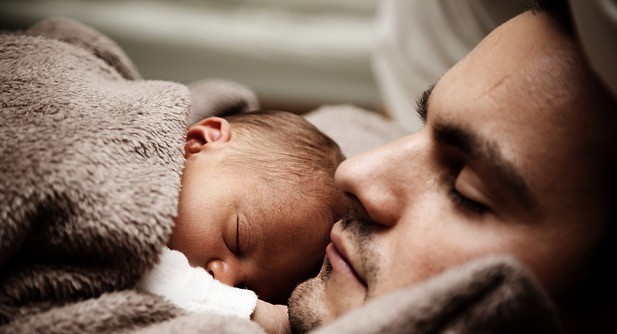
[327,231,367,287]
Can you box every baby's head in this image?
[169,110,347,303]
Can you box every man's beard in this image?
[287,205,378,333]
[288,260,332,333]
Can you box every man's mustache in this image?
[332,200,380,296]
[340,200,376,238]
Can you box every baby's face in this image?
[169,148,345,303]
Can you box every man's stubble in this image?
[287,207,379,333]
[288,260,332,333]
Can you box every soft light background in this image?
[0,0,381,114]
[2,0,534,133]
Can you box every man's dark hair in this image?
[528,0,575,34]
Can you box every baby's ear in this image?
[185,117,232,156]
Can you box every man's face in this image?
[169,137,342,304]
[289,11,614,331]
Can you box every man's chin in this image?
[288,260,332,333]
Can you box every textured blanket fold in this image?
[1,17,562,333]
[0,16,189,326]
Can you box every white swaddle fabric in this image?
[136,247,258,319]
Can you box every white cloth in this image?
[372,0,526,133]
[136,247,258,319]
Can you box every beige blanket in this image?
[0,17,562,333]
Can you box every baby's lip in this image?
[328,225,367,287]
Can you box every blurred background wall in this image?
[0,0,381,114]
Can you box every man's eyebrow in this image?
[433,121,539,213]
[415,83,435,123]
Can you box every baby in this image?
[137,110,347,332]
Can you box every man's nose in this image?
[335,133,424,227]
[206,259,240,287]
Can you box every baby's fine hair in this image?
[224,110,343,175]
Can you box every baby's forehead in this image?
[261,174,342,214]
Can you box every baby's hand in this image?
[252,299,290,334]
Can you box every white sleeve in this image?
[136,247,258,319]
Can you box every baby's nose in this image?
[206,259,239,286]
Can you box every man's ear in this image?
[185,117,232,156]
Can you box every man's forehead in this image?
[433,15,595,136]
[465,11,566,68]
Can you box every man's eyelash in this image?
[448,188,488,214]
[415,83,435,124]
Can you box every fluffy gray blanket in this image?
[0,17,562,333]
[0,16,190,332]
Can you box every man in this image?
[289,2,617,333]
